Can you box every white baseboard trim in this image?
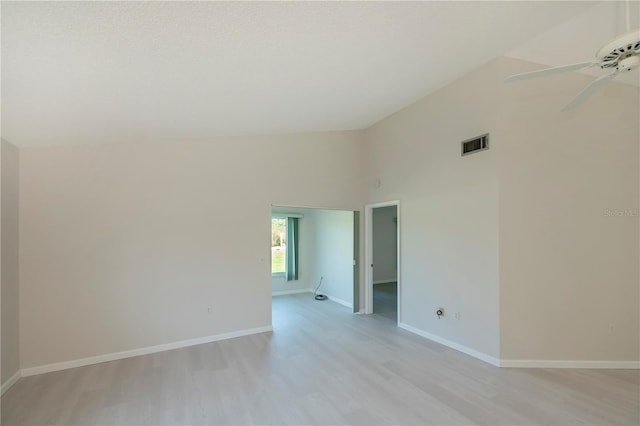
[500,359,640,369]
[325,294,353,309]
[21,325,273,377]
[1,370,22,396]
[396,323,638,369]
[272,288,313,296]
[398,322,500,367]
[373,279,396,285]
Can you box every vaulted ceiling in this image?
[2,1,633,147]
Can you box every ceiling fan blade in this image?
[562,70,618,111]
[505,61,599,82]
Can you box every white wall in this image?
[1,139,2,405]
[498,57,639,362]
[364,55,639,363]
[309,209,354,308]
[364,59,501,358]
[372,205,397,283]
[2,139,20,383]
[10,56,639,372]
[19,131,364,369]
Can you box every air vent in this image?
[461,134,489,156]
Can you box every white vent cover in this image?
[461,134,489,156]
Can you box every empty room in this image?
[1,1,639,425]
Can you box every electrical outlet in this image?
[608,323,615,334]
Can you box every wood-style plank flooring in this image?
[373,282,397,322]
[2,293,639,425]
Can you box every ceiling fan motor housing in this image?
[596,29,640,69]
[618,55,640,72]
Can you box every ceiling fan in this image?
[505,2,639,110]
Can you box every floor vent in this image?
[461,134,489,156]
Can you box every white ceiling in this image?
[0,1,612,147]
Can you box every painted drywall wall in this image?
[0,140,2,400]
[12,55,638,372]
[364,57,502,360]
[19,131,364,369]
[309,209,354,308]
[498,56,640,362]
[271,207,315,294]
[2,139,20,383]
[272,274,310,295]
[364,55,639,363]
[372,205,397,283]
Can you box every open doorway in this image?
[270,205,360,316]
[365,201,400,323]
[372,205,398,322]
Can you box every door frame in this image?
[364,200,401,321]
[352,211,360,314]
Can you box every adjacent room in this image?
[270,206,357,309]
[1,1,639,425]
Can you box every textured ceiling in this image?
[2,1,598,147]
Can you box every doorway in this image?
[270,205,360,314]
[365,201,400,322]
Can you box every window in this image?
[271,216,299,280]
[271,218,287,274]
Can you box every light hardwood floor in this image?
[373,282,397,322]
[2,294,639,425]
